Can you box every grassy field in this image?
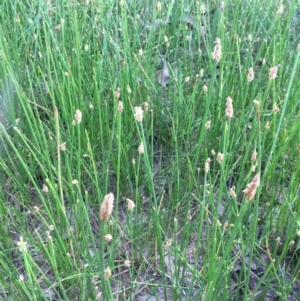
[0,0,300,300]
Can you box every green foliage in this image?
[0,0,300,300]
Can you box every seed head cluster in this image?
[251,150,257,162]
[138,141,144,154]
[225,97,234,118]
[17,237,27,252]
[118,101,124,113]
[269,66,278,80]
[100,193,114,222]
[126,198,136,211]
[217,152,224,163]
[42,184,49,193]
[104,234,113,242]
[134,106,143,122]
[143,102,149,112]
[156,1,162,12]
[204,158,211,174]
[105,266,111,278]
[212,38,222,63]
[247,67,254,82]
[75,109,82,124]
[229,186,237,198]
[243,173,260,201]
[276,2,284,15]
[205,120,211,129]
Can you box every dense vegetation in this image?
[0,1,300,300]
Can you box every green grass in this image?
[0,0,300,300]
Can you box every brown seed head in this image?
[105,266,111,278]
[138,141,144,154]
[212,38,222,63]
[276,2,284,15]
[269,66,278,80]
[100,193,114,222]
[217,152,224,163]
[124,259,131,267]
[204,157,211,174]
[251,150,257,162]
[118,101,124,113]
[126,198,136,211]
[243,173,260,201]
[265,121,270,130]
[226,97,234,118]
[115,87,121,99]
[156,1,162,12]
[42,184,49,193]
[143,102,149,112]
[134,106,143,122]
[104,234,113,242]
[229,186,237,198]
[205,120,211,129]
[75,109,82,124]
[247,67,254,82]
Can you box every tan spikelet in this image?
[225,97,234,118]
[243,173,260,201]
[100,193,114,222]
[105,266,111,278]
[212,38,222,63]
